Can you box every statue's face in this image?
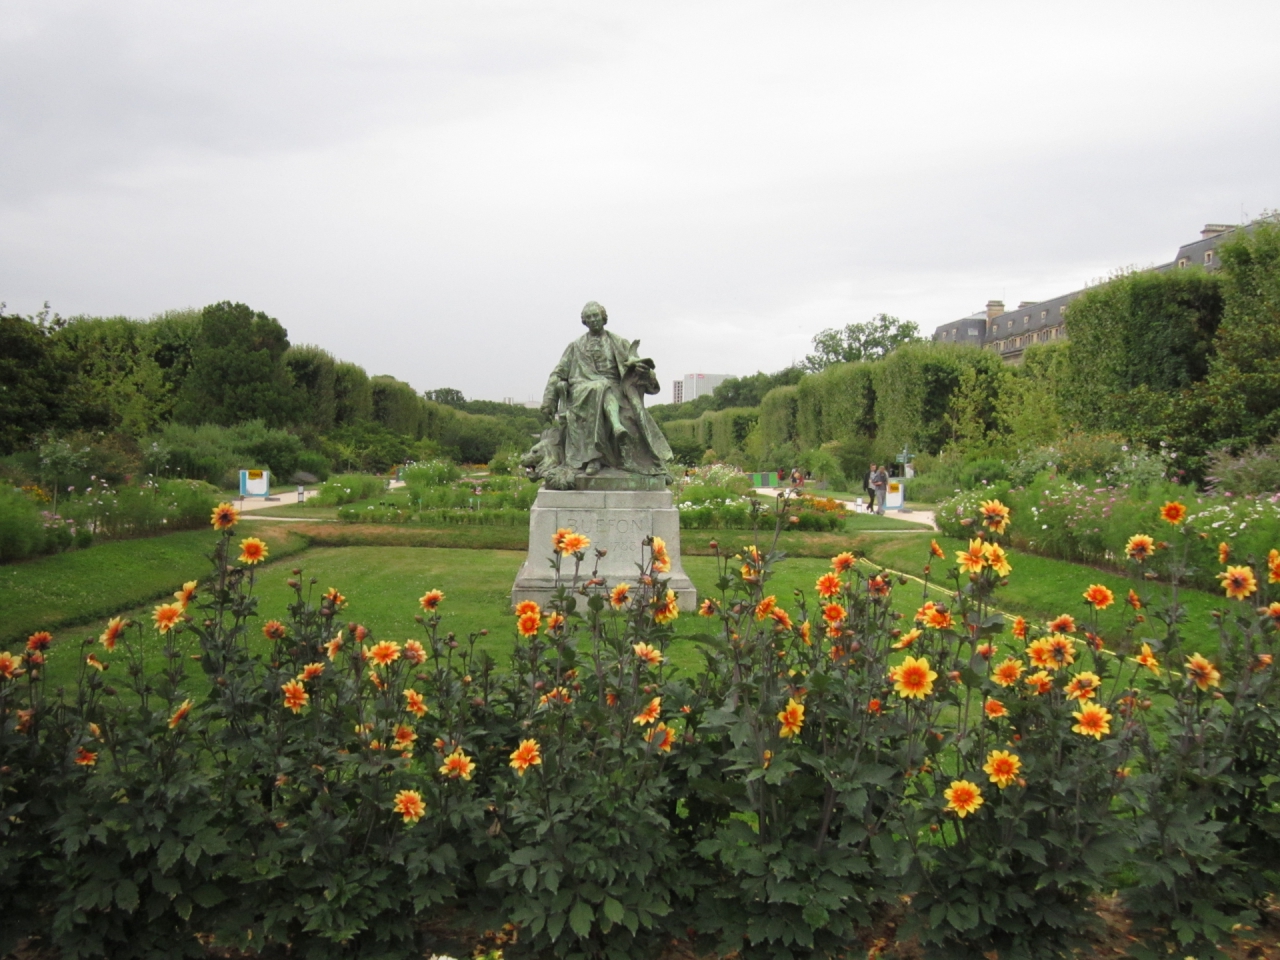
[582,310,606,334]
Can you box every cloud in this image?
[2,0,1278,400]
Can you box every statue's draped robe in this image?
[542,331,673,476]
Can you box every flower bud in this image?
[292,568,302,575]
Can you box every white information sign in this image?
[239,469,271,498]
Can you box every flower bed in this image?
[938,480,1280,592]
[2,500,1277,959]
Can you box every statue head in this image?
[581,301,608,334]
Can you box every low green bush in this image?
[57,478,219,541]
[0,485,51,562]
[1206,440,1280,495]
[401,458,461,489]
[155,420,315,488]
[311,473,386,506]
[338,504,530,526]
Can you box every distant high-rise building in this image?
[674,373,733,404]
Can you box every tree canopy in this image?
[802,314,922,372]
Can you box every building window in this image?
[1204,250,1214,264]
[1178,258,1188,268]
[1059,305,1066,315]
[1041,310,1047,320]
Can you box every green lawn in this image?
[1,527,309,646]
[9,523,1231,692]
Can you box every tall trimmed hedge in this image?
[1063,269,1223,429]
[758,385,799,449]
[869,342,1004,455]
[793,362,877,450]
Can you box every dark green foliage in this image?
[333,361,375,426]
[0,310,70,454]
[322,422,419,474]
[157,420,309,487]
[872,343,1006,456]
[1185,220,1280,452]
[286,345,339,433]
[173,302,298,428]
[2,500,1279,958]
[1063,270,1223,430]
[438,410,534,465]
[424,387,467,407]
[666,433,705,467]
[372,376,429,437]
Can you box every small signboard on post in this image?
[893,445,913,512]
[239,469,271,499]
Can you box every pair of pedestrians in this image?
[865,463,889,515]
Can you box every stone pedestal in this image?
[511,486,697,612]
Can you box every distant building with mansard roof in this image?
[931,220,1264,363]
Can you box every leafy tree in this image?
[50,316,176,436]
[423,387,466,408]
[710,367,804,409]
[0,309,68,454]
[803,314,922,372]
[173,302,298,428]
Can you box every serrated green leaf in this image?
[569,899,594,938]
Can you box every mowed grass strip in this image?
[254,520,929,557]
[25,544,871,687]
[1,527,309,646]
[12,529,1227,691]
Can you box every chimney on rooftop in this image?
[986,300,1004,320]
[1201,224,1233,240]
[1017,301,1036,308]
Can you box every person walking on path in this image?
[866,463,879,513]
[872,463,889,515]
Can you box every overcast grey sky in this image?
[2,1,1278,402]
